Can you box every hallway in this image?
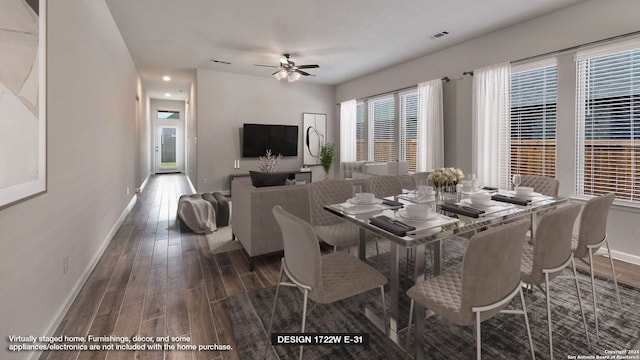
[40,174,281,360]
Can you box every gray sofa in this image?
[231,178,310,270]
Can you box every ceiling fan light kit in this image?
[256,54,319,83]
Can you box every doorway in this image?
[155,124,183,173]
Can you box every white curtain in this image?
[472,63,511,189]
[339,99,357,162]
[417,79,444,172]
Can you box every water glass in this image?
[512,174,522,190]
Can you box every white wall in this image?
[187,80,198,188]
[335,0,640,262]
[139,85,151,187]
[0,1,139,358]
[196,69,335,192]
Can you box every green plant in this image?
[319,143,335,176]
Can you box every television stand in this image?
[229,171,312,193]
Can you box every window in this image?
[400,91,418,172]
[157,110,180,119]
[368,96,396,162]
[510,60,557,179]
[356,102,366,161]
[576,40,640,203]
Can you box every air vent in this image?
[210,59,231,65]
[430,31,449,39]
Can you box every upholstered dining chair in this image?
[406,219,535,360]
[267,205,388,360]
[520,175,560,198]
[572,192,620,342]
[520,203,591,359]
[412,171,432,188]
[365,175,403,198]
[308,179,378,253]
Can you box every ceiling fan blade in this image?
[271,70,280,76]
[295,69,313,76]
[254,64,278,68]
[297,64,319,69]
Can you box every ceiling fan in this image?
[254,54,319,82]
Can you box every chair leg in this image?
[407,299,414,360]
[606,240,622,308]
[299,289,309,360]
[475,312,482,360]
[519,287,536,360]
[588,248,599,343]
[544,274,554,360]
[264,263,285,359]
[380,285,388,337]
[572,256,592,352]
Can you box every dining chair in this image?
[406,219,535,360]
[267,205,388,360]
[308,179,377,252]
[520,203,591,359]
[520,175,559,198]
[572,192,620,342]
[412,171,432,187]
[365,175,403,198]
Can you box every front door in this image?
[155,124,183,173]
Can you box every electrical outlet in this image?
[202,178,208,184]
[63,256,69,274]
[127,187,130,195]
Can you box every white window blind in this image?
[576,44,640,203]
[510,61,557,179]
[369,96,396,162]
[400,91,418,172]
[356,102,366,161]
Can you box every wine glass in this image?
[352,184,363,206]
[512,174,522,190]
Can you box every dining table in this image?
[323,187,567,354]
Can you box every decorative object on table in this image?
[258,149,282,173]
[303,113,327,166]
[0,0,47,207]
[428,167,464,202]
[319,143,335,178]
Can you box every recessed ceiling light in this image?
[165,93,171,97]
[162,76,171,81]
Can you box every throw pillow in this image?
[249,171,288,187]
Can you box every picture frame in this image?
[0,0,47,208]
[302,113,326,166]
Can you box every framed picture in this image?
[303,113,326,166]
[0,0,47,207]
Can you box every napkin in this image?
[440,203,485,218]
[491,194,531,206]
[369,215,415,236]
[382,199,403,208]
[482,186,498,191]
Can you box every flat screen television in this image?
[242,123,299,158]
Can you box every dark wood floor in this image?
[42,174,640,359]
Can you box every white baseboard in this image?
[186,175,196,194]
[137,173,150,194]
[597,248,640,266]
[32,194,138,360]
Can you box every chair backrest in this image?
[272,205,322,291]
[528,203,582,284]
[461,219,530,323]
[574,193,615,259]
[308,180,353,226]
[412,172,432,187]
[520,175,559,198]
[365,175,403,198]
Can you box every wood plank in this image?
[142,267,167,321]
[227,251,251,275]
[218,265,244,298]
[167,244,190,337]
[210,300,240,360]
[194,234,227,302]
[105,301,143,360]
[183,250,203,290]
[151,239,168,269]
[239,272,264,293]
[187,287,218,360]
[137,316,165,360]
[121,239,154,306]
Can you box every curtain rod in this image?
[336,77,450,106]
[461,30,640,75]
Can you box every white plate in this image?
[511,191,542,199]
[397,209,438,221]
[347,197,383,205]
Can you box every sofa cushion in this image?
[249,171,288,187]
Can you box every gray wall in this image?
[335,0,640,262]
[196,69,336,193]
[0,1,139,357]
[187,80,198,188]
